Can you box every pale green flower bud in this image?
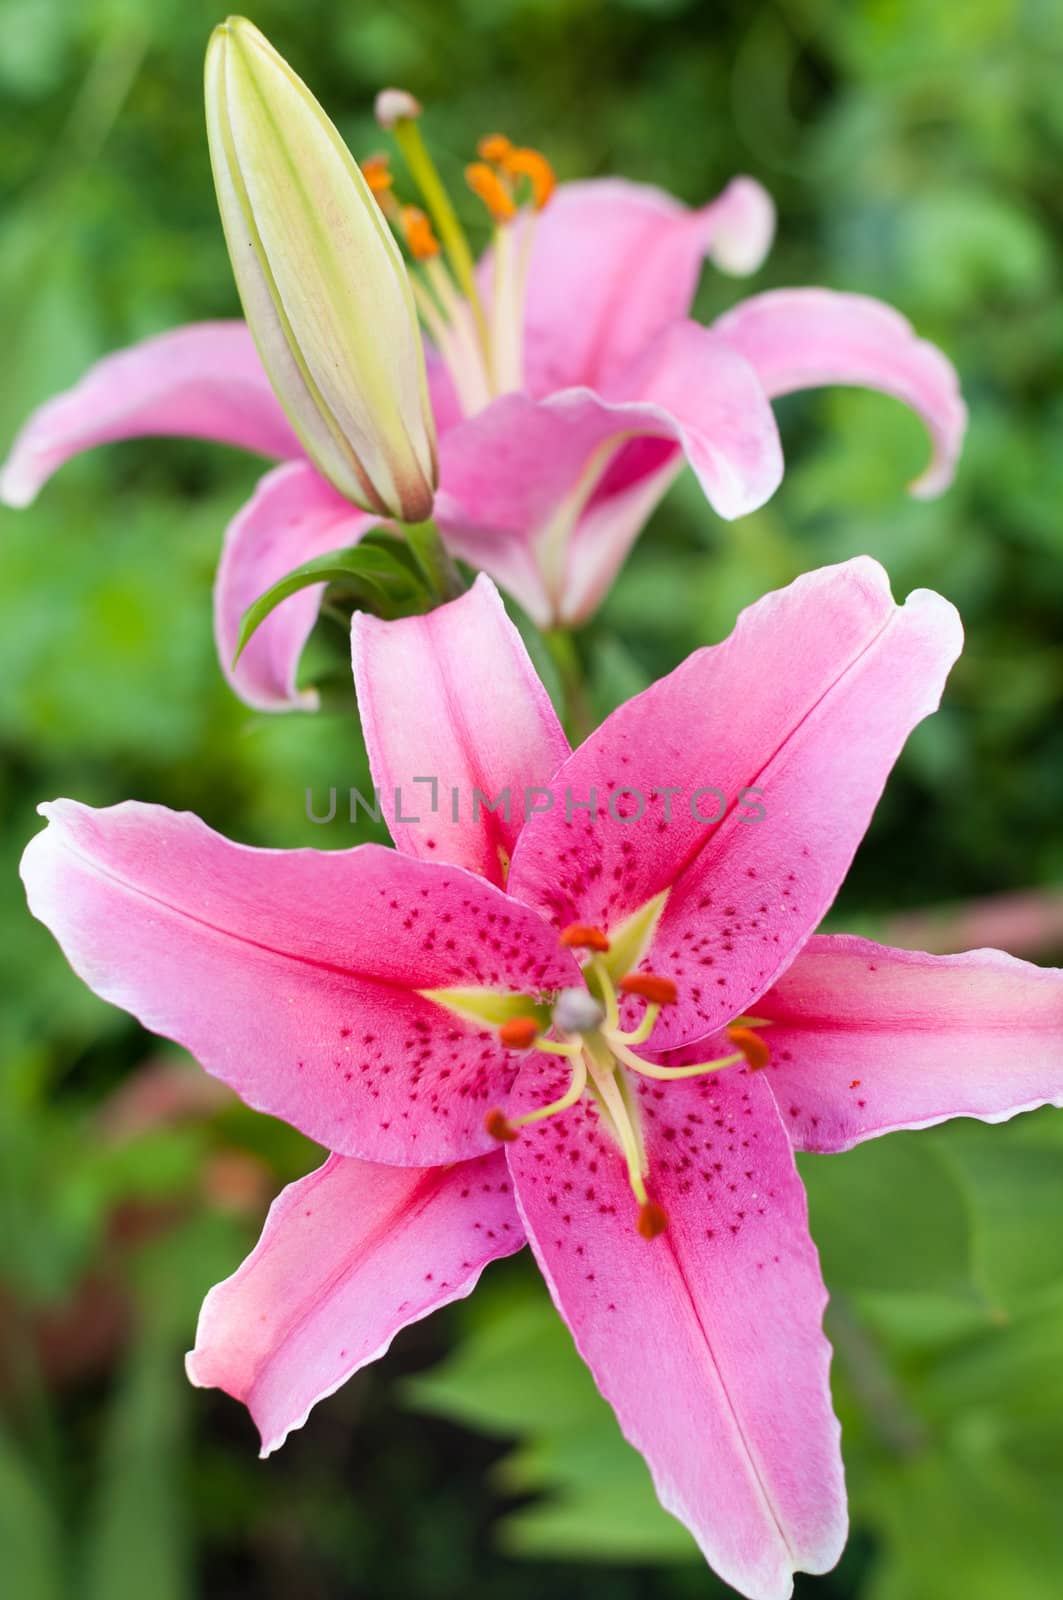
[205,17,437,521]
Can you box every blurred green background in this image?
[2,0,1063,1595]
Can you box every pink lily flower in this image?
[0,163,965,715]
[22,561,1063,1598]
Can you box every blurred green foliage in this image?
[2,0,1063,1595]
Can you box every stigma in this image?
[485,925,771,1240]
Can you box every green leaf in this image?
[936,1129,1063,1308]
[865,1442,1063,1600]
[232,536,430,665]
[82,1325,190,1600]
[404,1273,700,1566]
[0,1429,66,1600]
[800,1133,974,1295]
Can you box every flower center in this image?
[364,100,556,417]
[485,924,771,1239]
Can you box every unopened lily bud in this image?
[375,87,422,129]
[205,18,436,522]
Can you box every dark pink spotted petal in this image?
[188,1151,524,1454]
[507,558,962,1050]
[352,576,570,883]
[506,1063,845,1600]
[753,935,1063,1152]
[21,800,580,1165]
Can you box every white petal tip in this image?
[0,464,37,508]
[708,178,777,277]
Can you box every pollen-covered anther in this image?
[401,205,441,260]
[637,1200,669,1240]
[502,146,556,210]
[498,1015,541,1050]
[485,1107,519,1142]
[727,1025,771,1071]
[465,161,517,223]
[619,973,678,1007]
[559,923,610,952]
[477,132,514,164]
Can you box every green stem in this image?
[827,1295,930,1459]
[402,519,464,605]
[544,627,595,744]
[391,116,490,355]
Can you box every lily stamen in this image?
[726,1025,771,1071]
[614,1002,660,1047]
[501,146,556,210]
[559,924,611,952]
[400,205,441,261]
[485,1052,590,1144]
[465,161,518,224]
[610,1038,745,1082]
[365,102,556,410]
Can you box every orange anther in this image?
[559,924,611,952]
[498,1016,541,1050]
[465,161,517,223]
[619,973,678,1007]
[477,133,514,164]
[502,146,556,210]
[485,1108,519,1142]
[400,204,440,260]
[637,1200,669,1240]
[360,153,393,196]
[727,1026,770,1072]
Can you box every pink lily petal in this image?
[559,437,683,624]
[0,322,301,507]
[506,1063,845,1599]
[215,461,377,713]
[351,576,570,883]
[20,800,580,1165]
[714,289,967,498]
[520,176,775,396]
[187,1150,524,1455]
[754,935,1063,1153]
[436,322,782,627]
[508,558,963,1051]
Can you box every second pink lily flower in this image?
[22,561,1063,1600]
[1,162,966,712]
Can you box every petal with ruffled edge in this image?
[506,1063,845,1600]
[713,289,966,498]
[187,1150,524,1455]
[508,558,963,1051]
[750,935,1063,1153]
[0,322,302,507]
[20,800,580,1165]
[215,460,377,712]
[352,576,570,883]
[436,322,782,627]
[519,176,775,397]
